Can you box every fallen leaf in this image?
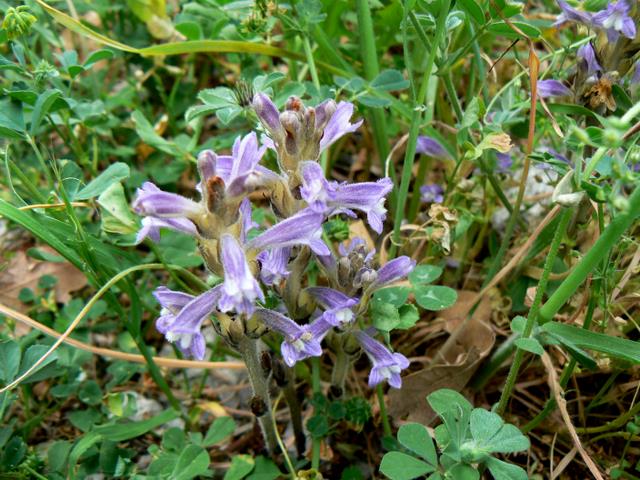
[0,248,88,313]
[388,291,495,424]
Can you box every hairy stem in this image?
[237,336,278,453]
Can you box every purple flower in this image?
[353,330,410,388]
[136,216,197,244]
[218,234,264,315]
[154,285,223,360]
[247,208,330,256]
[239,198,257,243]
[319,101,363,153]
[252,93,361,165]
[593,0,636,42]
[632,61,640,84]
[577,42,602,77]
[374,256,416,288]
[197,132,268,199]
[133,182,203,218]
[420,184,444,204]
[537,79,572,98]
[256,247,291,285]
[300,162,393,234]
[306,287,359,327]
[554,0,592,26]
[496,152,513,173]
[253,92,282,133]
[255,308,332,366]
[416,136,448,158]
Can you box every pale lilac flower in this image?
[593,0,636,42]
[353,330,410,389]
[154,285,223,360]
[319,101,364,153]
[247,208,330,256]
[632,61,640,84]
[306,287,359,327]
[420,184,444,204]
[255,308,332,366]
[256,247,291,285]
[577,42,602,77]
[537,80,572,98]
[218,234,264,315]
[197,132,268,198]
[253,92,282,133]
[416,136,448,158]
[300,162,393,234]
[496,152,513,172]
[554,0,592,26]
[239,198,257,243]
[133,182,203,218]
[374,256,416,288]
[135,216,197,244]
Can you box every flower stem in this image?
[496,207,572,415]
[391,0,451,258]
[237,336,278,453]
[377,384,392,437]
[356,0,392,187]
[311,356,321,470]
[330,347,351,397]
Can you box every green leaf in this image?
[371,298,401,331]
[171,445,211,480]
[131,110,183,157]
[409,265,443,285]
[0,341,20,384]
[374,287,411,307]
[75,163,130,200]
[307,414,330,438]
[427,389,472,418]
[224,454,255,480]
[397,423,438,465]
[30,89,63,135]
[18,345,61,383]
[514,337,544,356]
[470,409,503,443]
[414,285,457,311]
[542,322,640,364]
[0,199,84,269]
[510,315,526,334]
[488,423,530,453]
[203,416,236,446]
[487,21,541,39]
[83,48,114,68]
[97,183,138,235]
[397,304,420,329]
[380,452,434,480]
[93,409,179,441]
[359,95,391,108]
[79,380,103,405]
[447,464,479,480]
[371,69,410,91]
[246,456,282,480]
[457,0,485,23]
[485,457,528,480]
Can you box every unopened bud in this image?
[250,396,268,417]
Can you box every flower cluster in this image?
[542,0,639,110]
[132,93,413,390]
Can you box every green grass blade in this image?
[543,322,640,364]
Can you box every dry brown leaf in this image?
[0,248,88,313]
[388,291,495,424]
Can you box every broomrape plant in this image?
[132,92,414,452]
